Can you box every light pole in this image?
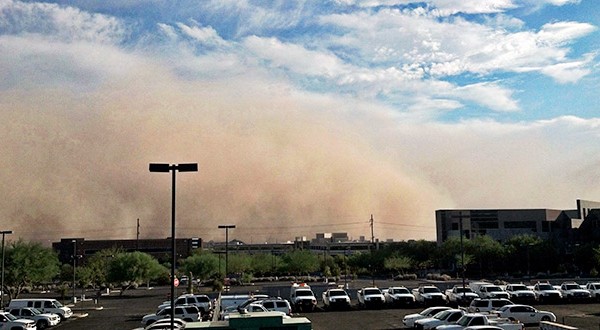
[72,240,77,303]
[0,230,12,308]
[218,225,235,288]
[150,162,197,329]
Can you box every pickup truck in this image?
[357,287,385,309]
[436,313,524,330]
[559,282,591,301]
[7,307,61,329]
[532,282,562,303]
[322,288,351,310]
[504,284,536,303]
[413,285,447,306]
[585,282,600,300]
[445,285,479,306]
[289,283,318,312]
[477,285,510,299]
[383,286,415,307]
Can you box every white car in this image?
[221,303,288,320]
[131,318,187,330]
[532,282,562,303]
[7,307,60,329]
[504,284,536,302]
[414,309,465,329]
[493,304,555,325]
[402,306,452,327]
[384,286,415,306]
[322,288,351,309]
[357,287,385,309]
[141,305,201,327]
[560,282,591,301]
[585,282,600,300]
[253,298,292,315]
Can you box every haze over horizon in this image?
[1,0,599,245]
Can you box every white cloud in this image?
[454,82,520,112]
[0,0,125,44]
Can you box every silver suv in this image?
[467,298,513,313]
[255,298,292,315]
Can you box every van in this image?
[8,298,73,320]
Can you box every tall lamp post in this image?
[71,240,77,303]
[0,230,12,308]
[218,225,235,288]
[149,162,197,329]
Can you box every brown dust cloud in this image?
[0,67,459,245]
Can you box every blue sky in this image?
[0,0,599,243]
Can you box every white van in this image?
[8,298,73,320]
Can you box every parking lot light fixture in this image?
[149,162,197,330]
[0,230,12,308]
[218,225,235,288]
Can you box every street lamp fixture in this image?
[149,162,197,329]
[0,230,12,308]
[218,225,235,288]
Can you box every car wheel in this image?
[541,316,551,322]
[37,320,48,329]
[146,320,155,327]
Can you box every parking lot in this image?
[23,280,600,329]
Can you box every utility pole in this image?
[136,218,140,250]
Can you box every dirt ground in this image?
[21,279,600,330]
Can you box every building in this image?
[435,199,600,245]
[52,237,201,264]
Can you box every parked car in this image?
[357,287,385,309]
[504,284,536,302]
[402,306,452,327]
[414,308,466,330]
[8,298,73,321]
[221,303,288,320]
[7,307,60,329]
[131,318,186,330]
[532,282,562,303]
[436,313,523,330]
[559,282,591,302]
[289,283,317,312]
[467,298,513,313]
[585,282,600,300]
[0,311,37,329]
[322,288,351,310]
[445,285,479,306]
[493,304,555,325]
[413,285,447,306]
[383,286,415,307]
[157,294,212,315]
[476,285,510,299]
[141,305,201,326]
[253,298,292,315]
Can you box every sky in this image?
[0,0,599,245]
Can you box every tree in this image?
[107,252,167,295]
[4,239,60,299]
[281,250,319,276]
[77,248,120,289]
[384,255,413,276]
[179,252,219,282]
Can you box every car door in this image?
[508,305,533,324]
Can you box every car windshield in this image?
[456,287,472,293]
[393,288,410,294]
[511,285,527,291]
[434,310,451,320]
[498,306,510,312]
[564,284,579,290]
[456,316,472,326]
[330,290,346,296]
[538,284,553,290]
[420,308,435,316]
[423,287,440,293]
[30,308,41,315]
[53,301,63,307]
[296,290,313,297]
[5,313,17,321]
[364,289,381,295]
[486,286,502,292]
